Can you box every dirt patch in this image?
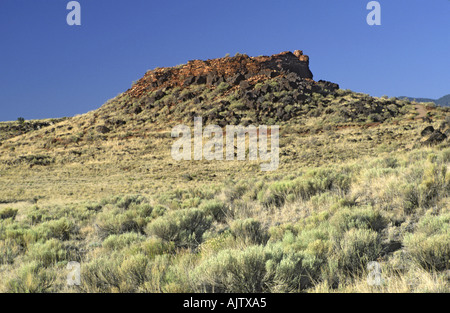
[415,104,427,119]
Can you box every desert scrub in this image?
[138,237,175,258]
[1,224,39,250]
[214,82,230,94]
[417,162,450,208]
[95,209,148,239]
[80,255,123,292]
[94,197,158,239]
[193,244,319,293]
[5,261,56,293]
[119,253,150,289]
[0,238,21,265]
[0,207,18,220]
[26,238,67,267]
[102,232,146,251]
[102,194,145,209]
[330,228,382,277]
[230,218,268,245]
[330,207,388,232]
[80,253,172,293]
[258,168,352,207]
[403,213,450,271]
[198,231,235,256]
[34,217,77,241]
[199,200,229,222]
[193,245,275,292]
[146,208,212,249]
[223,180,248,202]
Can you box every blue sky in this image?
[0,0,449,121]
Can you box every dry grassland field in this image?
[0,1,449,296]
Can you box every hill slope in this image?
[1,50,429,151]
[0,50,449,293]
[400,94,450,106]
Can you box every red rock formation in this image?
[126,50,314,99]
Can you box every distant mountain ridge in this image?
[399,94,450,107]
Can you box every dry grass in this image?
[0,88,449,293]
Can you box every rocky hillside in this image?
[0,118,66,143]
[92,50,416,132]
[1,50,447,155]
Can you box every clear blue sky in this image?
[0,0,449,121]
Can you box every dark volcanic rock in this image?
[317,80,340,92]
[126,50,317,98]
[422,130,447,146]
[96,125,111,134]
[439,121,450,136]
[421,126,435,137]
[227,73,245,86]
[195,75,207,85]
[239,80,251,90]
[149,90,166,102]
[183,76,195,86]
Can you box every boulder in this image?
[421,126,435,137]
[195,75,207,85]
[183,76,195,86]
[206,72,219,86]
[96,125,111,134]
[227,73,245,86]
[439,121,450,136]
[239,80,251,90]
[422,130,447,146]
[149,90,166,102]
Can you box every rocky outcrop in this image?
[421,125,448,145]
[439,120,450,136]
[93,50,348,128]
[421,126,435,137]
[126,50,321,99]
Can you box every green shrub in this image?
[215,82,230,94]
[139,237,175,258]
[114,195,146,210]
[27,239,67,267]
[194,244,316,293]
[200,200,229,222]
[6,261,55,293]
[81,256,122,292]
[404,233,450,271]
[404,213,450,271]
[146,208,212,249]
[418,163,449,208]
[230,218,268,245]
[119,253,149,288]
[259,168,351,207]
[0,238,21,265]
[102,233,146,251]
[0,208,18,220]
[331,228,381,275]
[402,183,420,214]
[330,208,387,232]
[194,246,273,292]
[96,209,147,239]
[1,226,38,249]
[35,218,77,241]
